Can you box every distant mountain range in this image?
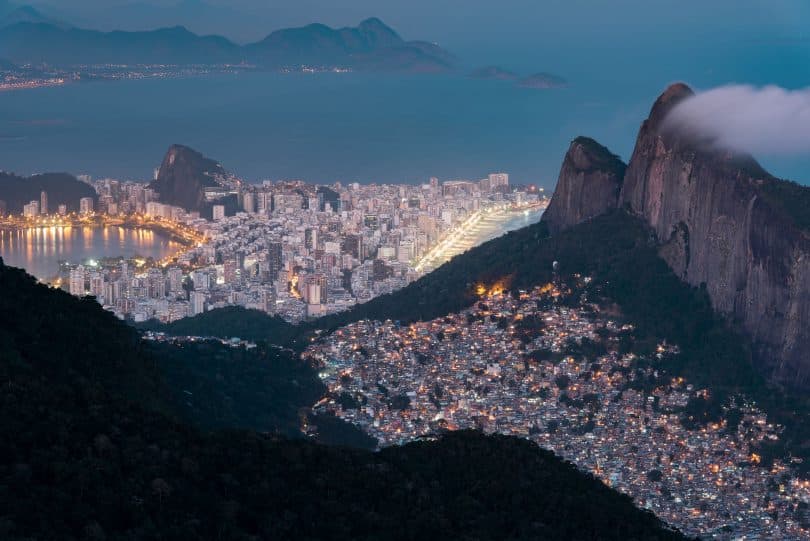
[469,66,568,89]
[0,16,455,72]
[0,1,60,27]
[30,0,274,42]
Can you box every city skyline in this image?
[1,167,546,326]
[1,3,809,539]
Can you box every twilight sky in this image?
[33,0,810,52]
[12,0,810,182]
[31,1,810,92]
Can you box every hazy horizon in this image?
[4,0,810,184]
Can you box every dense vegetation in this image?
[151,339,376,449]
[571,136,628,178]
[139,307,298,345]
[0,257,688,540]
[153,340,320,437]
[760,176,810,232]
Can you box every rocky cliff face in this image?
[542,137,626,234]
[619,83,810,387]
[545,84,810,388]
[148,144,225,213]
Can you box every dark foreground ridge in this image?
[0,257,688,540]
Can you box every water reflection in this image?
[0,226,182,280]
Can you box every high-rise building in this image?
[89,272,104,298]
[0,200,6,215]
[256,192,269,214]
[69,266,86,296]
[260,288,275,314]
[488,173,509,190]
[212,204,226,221]
[267,242,283,281]
[146,268,166,299]
[167,267,183,294]
[190,270,210,291]
[242,192,255,214]
[104,280,122,305]
[23,201,39,217]
[40,191,48,215]
[398,239,415,263]
[57,204,67,215]
[79,197,94,215]
[301,273,327,305]
[190,291,207,316]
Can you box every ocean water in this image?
[0,226,181,279]
[1,67,808,188]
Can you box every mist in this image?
[664,85,810,156]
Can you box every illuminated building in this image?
[79,197,94,215]
[242,191,255,214]
[23,200,39,217]
[190,290,207,316]
[69,265,86,296]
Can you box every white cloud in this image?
[664,85,810,155]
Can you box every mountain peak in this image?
[542,137,627,234]
[357,17,402,47]
[149,144,226,215]
[647,82,694,130]
[358,17,392,31]
[569,137,626,174]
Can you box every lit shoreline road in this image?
[414,203,546,274]
[0,213,205,246]
[0,213,206,277]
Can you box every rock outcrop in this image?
[542,137,626,234]
[545,83,810,388]
[148,144,226,214]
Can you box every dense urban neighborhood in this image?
[305,283,810,539]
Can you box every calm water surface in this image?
[0,226,181,279]
[2,70,808,188]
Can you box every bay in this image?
[0,57,808,187]
[0,226,182,280]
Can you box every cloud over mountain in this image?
[664,84,810,155]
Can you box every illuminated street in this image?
[415,204,546,274]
